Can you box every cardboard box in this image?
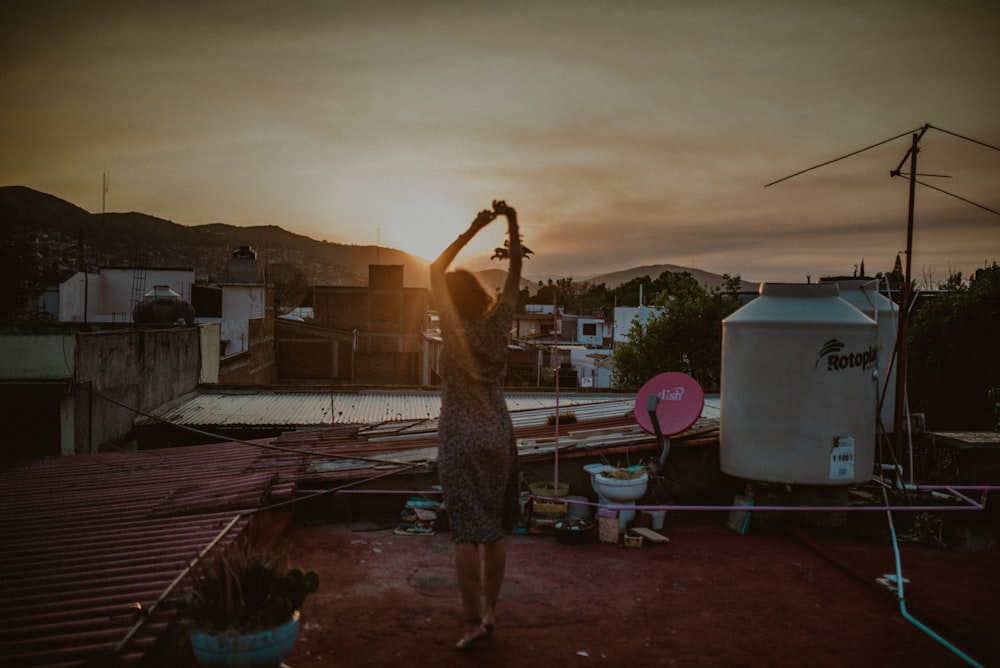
[598,508,619,543]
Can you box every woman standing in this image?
[429,200,523,650]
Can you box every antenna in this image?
[766,122,1000,469]
[102,171,109,215]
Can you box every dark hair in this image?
[445,269,494,321]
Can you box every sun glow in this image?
[320,177,513,267]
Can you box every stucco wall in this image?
[0,334,76,379]
[73,328,201,453]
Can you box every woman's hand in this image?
[469,208,497,233]
[492,200,516,217]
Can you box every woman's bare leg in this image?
[454,543,488,649]
[480,538,507,631]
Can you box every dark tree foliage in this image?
[0,219,46,321]
[907,263,1000,430]
[526,277,611,317]
[612,271,741,390]
[266,262,310,311]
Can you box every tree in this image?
[0,219,46,321]
[907,263,1000,430]
[265,262,309,311]
[611,271,742,390]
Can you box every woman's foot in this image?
[455,617,489,650]
[481,608,496,634]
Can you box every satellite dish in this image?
[634,372,705,436]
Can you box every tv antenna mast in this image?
[766,123,1000,466]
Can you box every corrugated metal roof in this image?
[138,390,716,429]
[0,441,312,667]
[1,393,719,666]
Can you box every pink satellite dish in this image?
[634,372,705,436]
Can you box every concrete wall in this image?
[199,323,221,384]
[0,334,76,379]
[0,324,205,461]
[59,272,102,323]
[276,320,355,380]
[218,316,276,385]
[219,284,268,355]
[73,328,202,453]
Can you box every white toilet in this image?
[588,465,649,529]
[583,463,613,505]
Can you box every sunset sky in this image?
[3,1,998,285]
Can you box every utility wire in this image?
[764,126,924,188]
[897,175,1000,217]
[928,124,1000,153]
[76,382,424,467]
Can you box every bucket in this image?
[528,481,569,498]
[644,509,667,530]
[567,495,590,519]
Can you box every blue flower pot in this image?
[189,611,300,668]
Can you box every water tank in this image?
[820,278,898,431]
[720,283,878,485]
[133,285,196,325]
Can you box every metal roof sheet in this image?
[1,393,720,666]
[0,441,311,667]
[138,390,717,429]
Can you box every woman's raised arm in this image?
[492,200,522,309]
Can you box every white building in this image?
[612,306,663,344]
[59,267,195,323]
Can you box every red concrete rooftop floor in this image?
[163,511,1000,667]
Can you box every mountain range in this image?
[1,185,757,297]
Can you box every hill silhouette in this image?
[2,185,757,296]
[0,186,427,288]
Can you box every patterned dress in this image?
[437,300,520,544]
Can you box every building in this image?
[58,266,195,323]
[0,322,217,461]
[293,265,428,385]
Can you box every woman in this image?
[429,200,523,650]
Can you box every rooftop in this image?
[1,393,997,667]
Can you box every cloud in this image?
[1,1,997,286]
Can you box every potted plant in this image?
[176,540,320,668]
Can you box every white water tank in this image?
[820,278,898,431]
[720,283,878,485]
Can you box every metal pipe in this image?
[883,488,984,667]
[320,485,995,513]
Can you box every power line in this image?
[763,126,924,188]
[77,382,420,467]
[928,124,1000,153]
[904,175,1000,217]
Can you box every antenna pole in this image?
[891,128,924,465]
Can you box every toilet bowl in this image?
[583,463,613,505]
[592,470,649,529]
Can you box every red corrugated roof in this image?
[0,440,310,667]
[0,407,714,666]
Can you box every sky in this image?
[3,1,998,286]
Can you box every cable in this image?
[928,125,1000,153]
[76,382,419,467]
[882,488,985,667]
[764,127,923,188]
[904,176,1000,216]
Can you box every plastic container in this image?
[820,278,898,431]
[720,283,878,484]
[567,495,591,519]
